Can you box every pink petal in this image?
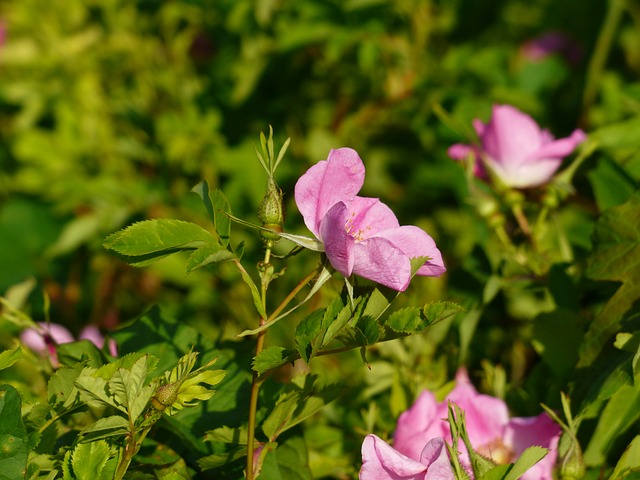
[532,129,586,159]
[394,391,446,460]
[376,226,446,277]
[21,323,75,353]
[360,435,428,480]
[472,119,486,138]
[504,414,560,480]
[352,237,412,291]
[349,197,400,237]
[481,105,542,169]
[294,148,365,237]
[79,325,105,349]
[498,158,564,188]
[446,380,510,447]
[420,438,456,480]
[319,202,355,277]
[447,144,476,161]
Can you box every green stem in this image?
[246,245,272,480]
[581,0,625,124]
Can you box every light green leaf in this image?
[108,356,152,419]
[75,371,120,411]
[185,243,235,273]
[503,446,548,480]
[71,441,117,480]
[0,347,23,372]
[48,363,84,412]
[79,415,130,442]
[580,192,640,366]
[584,381,640,465]
[478,465,511,480]
[609,435,640,479]
[191,180,216,228]
[0,385,28,480]
[103,219,215,257]
[211,189,232,247]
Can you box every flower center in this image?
[345,211,372,243]
[477,439,516,465]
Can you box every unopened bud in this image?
[151,381,181,411]
[258,177,285,243]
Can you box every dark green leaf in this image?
[191,180,216,228]
[532,309,582,379]
[79,416,129,442]
[580,192,640,366]
[587,157,637,210]
[258,434,312,480]
[212,189,232,247]
[253,347,298,376]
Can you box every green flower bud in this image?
[151,380,181,411]
[258,177,285,243]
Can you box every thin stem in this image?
[246,245,272,480]
[581,0,625,125]
[267,266,322,323]
[511,203,531,238]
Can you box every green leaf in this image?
[211,189,232,247]
[584,380,640,465]
[48,363,84,412]
[103,219,216,262]
[532,309,582,379]
[108,355,153,419]
[75,370,120,411]
[503,446,548,480]
[479,465,511,480]
[253,347,298,376]
[79,415,130,442]
[186,243,235,273]
[191,180,216,228]
[262,375,338,441]
[587,157,637,210]
[0,385,28,480]
[258,434,312,480]
[71,441,117,480]
[0,347,23,372]
[610,435,640,479]
[385,307,425,333]
[295,309,326,364]
[579,192,640,366]
[57,339,104,368]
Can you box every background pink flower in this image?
[448,104,586,188]
[295,147,445,291]
[393,369,561,480]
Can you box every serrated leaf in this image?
[580,192,640,366]
[385,307,425,333]
[71,441,116,480]
[103,219,215,258]
[479,464,511,480]
[186,243,235,272]
[75,371,120,411]
[198,445,247,471]
[48,363,84,412]
[79,416,129,442]
[109,356,152,419]
[422,301,465,324]
[0,385,28,480]
[295,309,326,364]
[253,347,298,376]
[204,425,248,444]
[0,347,23,371]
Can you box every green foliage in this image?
[0,385,29,480]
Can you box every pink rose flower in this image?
[360,435,452,480]
[448,105,586,188]
[295,148,446,291]
[393,370,560,480]
[21,322,116,365]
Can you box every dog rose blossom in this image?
[448,105,586,188]
[392,369,560,480]
[360,434,452,480]
[294,147,445,291]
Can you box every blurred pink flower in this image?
[360,435,452,480]
[448,105,586,188]
[521,32,582,65]
[21,322,116,365]
[392,370,560,480]
[295,147,445,291]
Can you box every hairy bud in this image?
[258,177,285,243]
